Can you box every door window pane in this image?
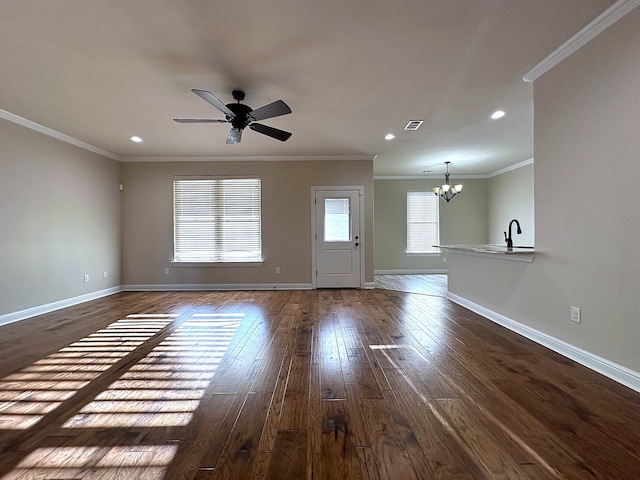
[324,198,351,242]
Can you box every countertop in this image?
[435,244,535,262]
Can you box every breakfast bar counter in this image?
[435,244,535,262]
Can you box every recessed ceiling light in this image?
[384,133,395,140]
[490,110,505,120]
[130,136,143,143]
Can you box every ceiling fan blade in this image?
[250,123,292,142]
[249,100,292,122]
[226,127,243,144]
[173,118,228,123]
[192,89,235,118]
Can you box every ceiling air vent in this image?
[404,120,424,131]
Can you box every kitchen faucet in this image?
[504,219,522,249]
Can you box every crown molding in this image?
[523,0,640,83]
[0,109,374,164]
[0,108,121,160]
[374,174,485,180]
[374,158,534,180]
[119,154,375,163]
[485,158,534,178]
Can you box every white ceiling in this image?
[0,0,614,175]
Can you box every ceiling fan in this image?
[174,89,292,144]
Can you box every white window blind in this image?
[173,177,262,262]
[324,198,351,242]
[406,190,439,253]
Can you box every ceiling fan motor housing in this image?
[226,102,253,129]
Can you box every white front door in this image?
[314,189,361,288]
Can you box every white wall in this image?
[487,163,534,246]
[0,119,122,318]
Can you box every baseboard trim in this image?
[447,291,640,393]
[121,283,313,292]
[374,269,447,275]
[0,287,122,327]
[364,282,376,289]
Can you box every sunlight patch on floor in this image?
[0,315,176,429]
[0,445,178,480]
[62,313,241,428]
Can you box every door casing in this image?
[311,185,365,289]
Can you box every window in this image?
[406,190,439,254]
[173,177,262,262]
[324,198,351,242]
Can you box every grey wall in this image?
[121,159,374,287]
[487,163,534,246]
[374,178,487,272]
[0,119,122,317]
[448,7,640,374]
[532,7,640,371]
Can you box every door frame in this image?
[311,185,365,289]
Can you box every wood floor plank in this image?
[264,429,308,480]
[357,446,382,480]
[162,393,236,479]
[256,354,291,452]
[360,397,421,480]
[319,399,364,480]
[204,392,271,480]
[316,310,347,400]
[278,354,311,430]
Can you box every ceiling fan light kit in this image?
[433,161,462,203]
[174,89,292,144]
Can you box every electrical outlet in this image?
[103,271,108,279]
[84,274,90,283]
[275,267,281,274]
[571,306,581,323]
[164,268,170,275]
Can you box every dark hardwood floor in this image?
[0,289,639,479]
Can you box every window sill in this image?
[171,260,264,267]
[405,252,441,257]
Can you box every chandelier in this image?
[432,161,462,202]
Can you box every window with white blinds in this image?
[406,190,439,254]
[324,198,351,242]
[173,177,262,262]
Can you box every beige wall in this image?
[0,119,122,317]
[121,159,374,287]
[374,178,487,272]
[448,8,640,375]
[487,163,534,246]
